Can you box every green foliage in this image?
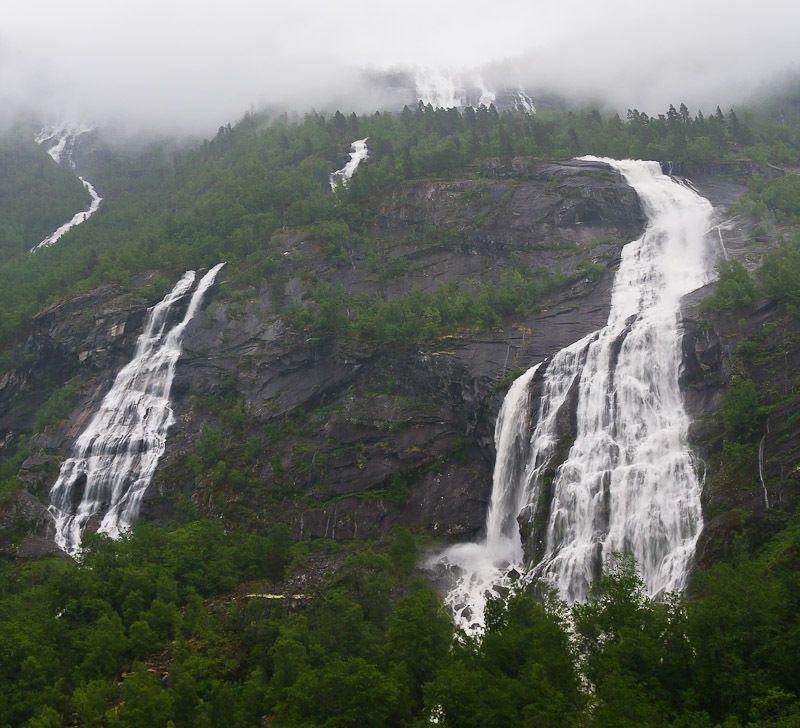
[0,435,30,505]
[277,657,402,727]
[751,173,800,220]
[3,522,800,725]
[494,366,530,392]
[388,527,418,581]
[427,587,582,727]
[32,377,83,433]
[721,440,756,471]
[721,377,761,441]
[0,519,302,726]
[688,534,800,723]
[309,220,360,266]
[1,98,800,727]
[0,99,780,351]
[573,555,696,726]
[705,260,756,311]
[759,234,800,314]
[0,129,90,261]
[287,266,571,345]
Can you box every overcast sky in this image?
[1,0,799,135]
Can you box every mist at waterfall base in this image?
[48,264,224,555]
[434,159,715,631]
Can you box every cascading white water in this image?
[48,263,224,555]
[32,124,102,252]
[414,68,462,109]
[514,91,536,114]
[758,420,770,510]
[437,158,714,628]
[535,158,713,602]
[329,139,369,190]
[476,80,496,109]
[411,68,534,113]
[437,364,540,629]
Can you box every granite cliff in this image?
[3,156,792,580]
[0,158,646,554]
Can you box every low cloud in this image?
[1,0,798,136]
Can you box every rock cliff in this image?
[0,158,647,554]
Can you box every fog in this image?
[2,0,798,135]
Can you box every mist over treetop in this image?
[2,0,799,135]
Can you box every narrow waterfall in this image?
[437,364,540,629]
[415,69,462,109]
[48,263,224,555]
[437,158,714,629]
[32,125,102,252]
[476,80,496,109]
[329,139,369,190]
[514,91,536,114]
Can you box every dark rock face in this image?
[0,284,149,438]
[1,158,647,552]
[676,172,800,569]
[8,155,791,575]
[681,292,800,568]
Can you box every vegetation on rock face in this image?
[0,130,90,262]
[2,90,800,725]
[283,266,576,345]
[0,101,790,349]
[703,260,757,311]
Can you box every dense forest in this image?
[1,520,799,727]
[0,130,90,262]
[2,80,800,726]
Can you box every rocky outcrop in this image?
[681,291,800,567]
[0,280,159,442]
[677,169,800,568]
[1,158,646,553]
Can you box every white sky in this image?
[1,0,799,134]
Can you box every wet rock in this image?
[681,292,800,568]
[1,160,647,547]
[492,584,510,598]
[16,535,67,560]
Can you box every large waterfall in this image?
[48,264,224,555]
[436,159,714,630]
[32,125,103,252]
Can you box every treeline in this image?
[0,100,797,353]
[1,519,799,727]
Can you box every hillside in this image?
[1,102,800,726]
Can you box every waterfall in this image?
[411,68,533,113]
[758,420,770,510]
[514,91,536,114]
[436,364,540,629]
[48,263,224,555]
[436,158,713,628]
[414,68,462,109]
[476,80,496,108]
[31,124,103,252]
[329,139,369,190]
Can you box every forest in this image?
[1,519,798,727]
[1,82,800,726]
